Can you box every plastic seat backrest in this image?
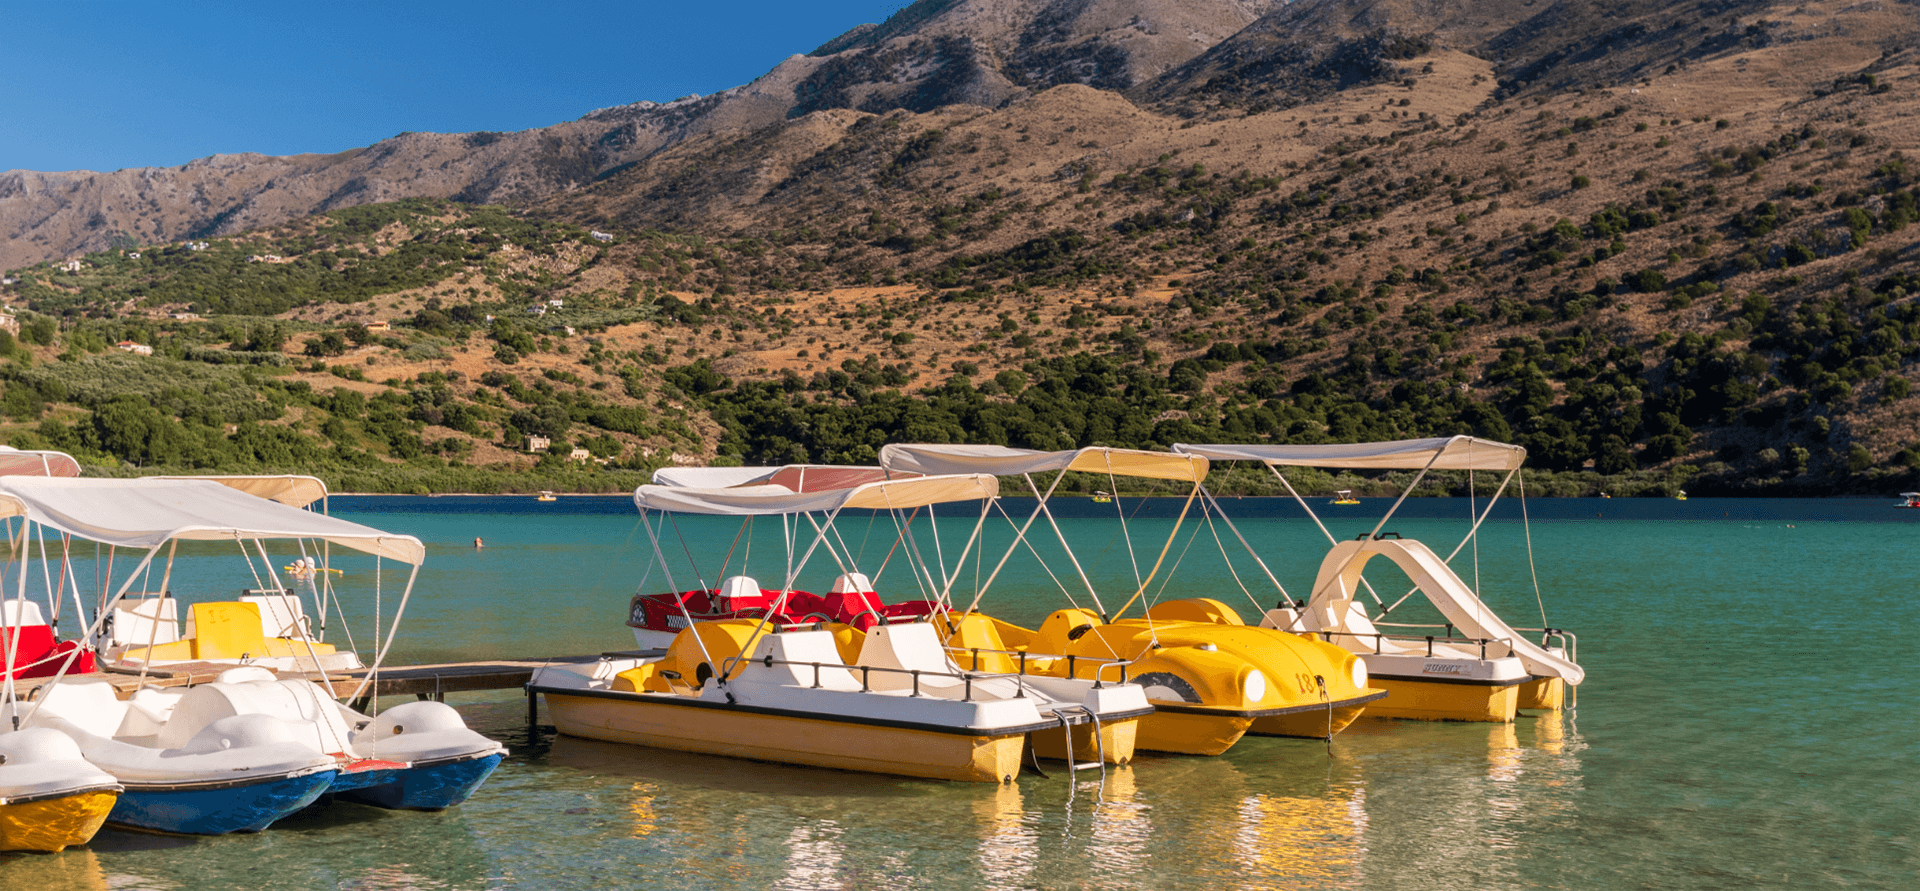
[110,596,179,646]
[0,600,46,627]
[714,575,771,612]
[751,630,863,691]
[189,602,268,660]
[1,624,56,675]
[241,592,307,639]
[29,678,127,739]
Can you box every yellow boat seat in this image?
[188,602,267,661]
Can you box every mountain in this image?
[4,0,1920,495]
[0,0,1276,271]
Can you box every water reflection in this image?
[0,848,110,891]
[974,780,1037,890]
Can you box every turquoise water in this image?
[4,497,1915,889]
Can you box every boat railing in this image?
[1338,621,1577,662]
[737,652,1036,701]
[946,644,1132,687]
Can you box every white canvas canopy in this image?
[651,465,917,494]
[634,474,997,516]
[878,444,1208,482]
[0,477,422,565]
[650,466,781,489]
[0,447,82,478]
[153,475,331,509]
[1173,436,1525,472]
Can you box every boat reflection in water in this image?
[534,711,1580,889]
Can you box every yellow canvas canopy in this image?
[153,475,330,509]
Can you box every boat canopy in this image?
[1173,436,1525,472]
[153,474,330,508]
[879,444,1208,482]
[0,446,82,478]
[0,477,423,565]
[652,465,917,493]
[634,473,998,516]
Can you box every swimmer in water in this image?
[474,537,484,549]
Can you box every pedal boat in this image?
[878,444,1389,754]
[0,728,120,852]
[16,676,339,834]
[943,599,1384,755]
[530,618,1149,782]
[1174,437,1585,721]
[101,475,364,674]
[0,476,503,827]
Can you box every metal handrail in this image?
[950,644,1131,687]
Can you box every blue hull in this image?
[329,753,504,811]
[110,770,338,835]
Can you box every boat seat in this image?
[241,591,309,639]
[747,630,863,691]
[1,600,47,627]
[185,602,268,661]
[0,622,94,679]
[713,575,772,613]
[108,595,179,646]
[28,677,128,739]
[855,622,965,693]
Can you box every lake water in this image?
[4,495,1915,889]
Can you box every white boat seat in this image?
[157,678,355,753]
[1,600,46,627]
[29,677,128,739]
[241,591,309,639]
[855,622,967,693]
[747,630,863,692]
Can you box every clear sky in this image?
[0,0,902,174]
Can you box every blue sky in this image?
[0,1,902,173]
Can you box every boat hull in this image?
[1517,676,1567,710]
[1361,676,1521,722]
[542,690,1026,783]
[109,770,337,835]
[1249,701,1373,738]
[1029,714,1138,764]
[0,790,118,853]
[327,753,506,811]
[1134,709,1252,756]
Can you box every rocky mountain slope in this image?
[4,0,1920,495]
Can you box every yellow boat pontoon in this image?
[1174,437,1585,722]
[529,473,1152,782]
[878,444,1387,755]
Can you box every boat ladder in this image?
[1051,705,1106,780]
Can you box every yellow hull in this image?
[1029,715,1139,765]
[0,790,117,853]
[544,692,1026,783]
[1362,678,1520,723]
[1134,709,1251,756]
[1517,676,1567,710]
[1250,702,1372,739]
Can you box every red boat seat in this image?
[1,624,95,678]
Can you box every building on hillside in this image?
[365,320,392,333]
[568,448,592,463]
[170,312,200,321]
[58,259,82,272]
[525,435,551,453]
[547,299,564,308]
[116,341,154,356]
[0,314,17,334]
[589,231,614,242]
